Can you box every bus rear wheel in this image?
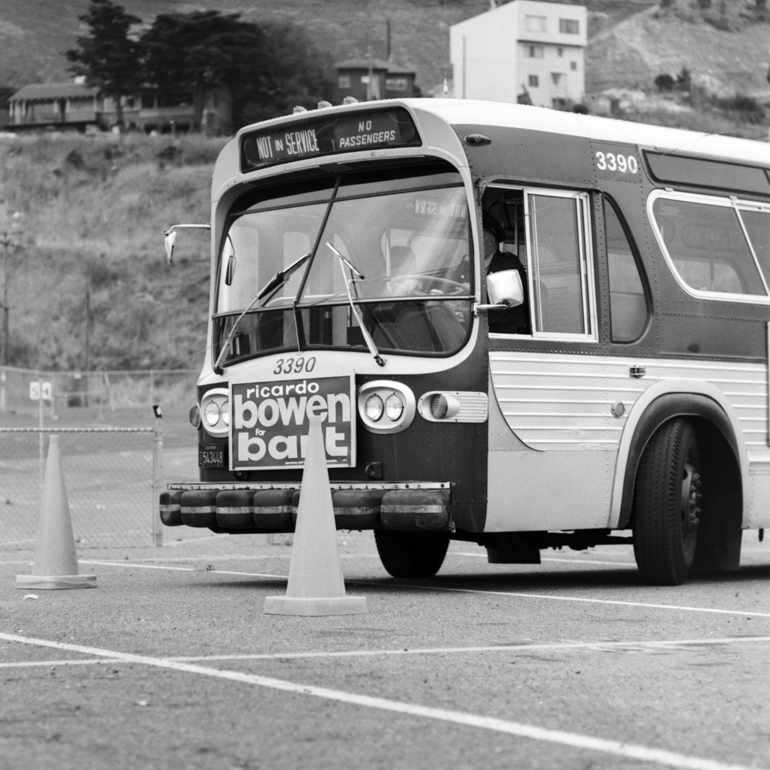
[633,418,701,586]
[374,530,450,578]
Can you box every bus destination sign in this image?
[240,108,421,172]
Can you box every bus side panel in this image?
[749,460,770,528]
[486,450,613,532]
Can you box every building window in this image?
[557,47,563,57]
[386,77,409,92]
[571,61,578,71]
[338,75,351,89]
[551,73,563,85]
[525,15,546,32]
[559,18,580,34]
[157,93,192,108]
[528,75,539,88]
[527,45,545,59]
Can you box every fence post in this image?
[152,406,163,547]
[38,370,44,490]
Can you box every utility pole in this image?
[0,213,23,366]
[1,231,13,366]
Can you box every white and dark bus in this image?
[161,98,770,585]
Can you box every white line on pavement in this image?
[0,659,123,669]
[80,559,770,618]
[80,560,280,579]
[361,581,770,618]
[4,634,770,669]
[0,630,761,770]
[453,551,636,567]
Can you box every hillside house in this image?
[8,83,100,131]
[335,58,419,103]
[6,82,231,135]
[450,0,587,108]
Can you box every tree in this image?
[238,21,335,125]
[140,12,270,129]
[66,0,142,131]
[139,12,335,128]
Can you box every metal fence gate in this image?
[0,427,162,550]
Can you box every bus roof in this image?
[411,99,770,168]
[220,99,770,192]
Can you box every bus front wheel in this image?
[633,418,701,586]
[374,530,450,578]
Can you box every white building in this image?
[449,0,587,108]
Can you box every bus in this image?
[160,98,770,586]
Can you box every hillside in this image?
[589,4,770,94]
[0,133,223,370]
[1,0,656,98]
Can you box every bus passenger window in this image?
[604,199,649,342]
[739,208,770,282]
[652,197,767,297]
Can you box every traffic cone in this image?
[264,415,366,616]
[16,435,97,590]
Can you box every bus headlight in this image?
[365,394,384,422]
[358,382,415,434]
[199,388,230,436]
[203,401,221,427]
[385,393,404,421]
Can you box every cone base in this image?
[264,595,367,616]
[16,574,97,590]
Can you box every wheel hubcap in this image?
[681,460,702,538]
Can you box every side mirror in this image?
[487,269,524,307]
[164,230,177,264]
[163,223,210,265]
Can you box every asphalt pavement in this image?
[2,533,769,770]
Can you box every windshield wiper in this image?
[213,252,311,375]
[326,242,385,367]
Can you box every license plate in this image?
[198,444,224,468]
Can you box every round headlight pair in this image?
[358,381,416,434]
[364,392,405,423]
[203,400,230,427]
[199,389,230,435]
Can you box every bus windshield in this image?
[213,164,472,366]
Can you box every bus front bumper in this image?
[160,483,452,533]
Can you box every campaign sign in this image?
[230,375,355,470]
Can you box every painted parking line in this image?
[0,630,762,770]
[4,634,770,669]
[361,580,770,618]
[80,560,770,619]
[80,560,281,579]
[453,551,636,567]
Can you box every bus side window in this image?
[604,198,650,343]
[528,192,594,337]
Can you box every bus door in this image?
[482,184,645,532]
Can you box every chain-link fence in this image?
[0,427,162,550]
[0,367,196,417]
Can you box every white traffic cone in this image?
[264,416,366,615]
[16,435,96,590]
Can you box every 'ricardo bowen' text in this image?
[232,380,352,465]
[338,130,396,149]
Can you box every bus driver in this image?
[483,213,529,334]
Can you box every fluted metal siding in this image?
[490,352,768,451]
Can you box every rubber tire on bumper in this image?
[374,530,450,578]
[633,418,701,586]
